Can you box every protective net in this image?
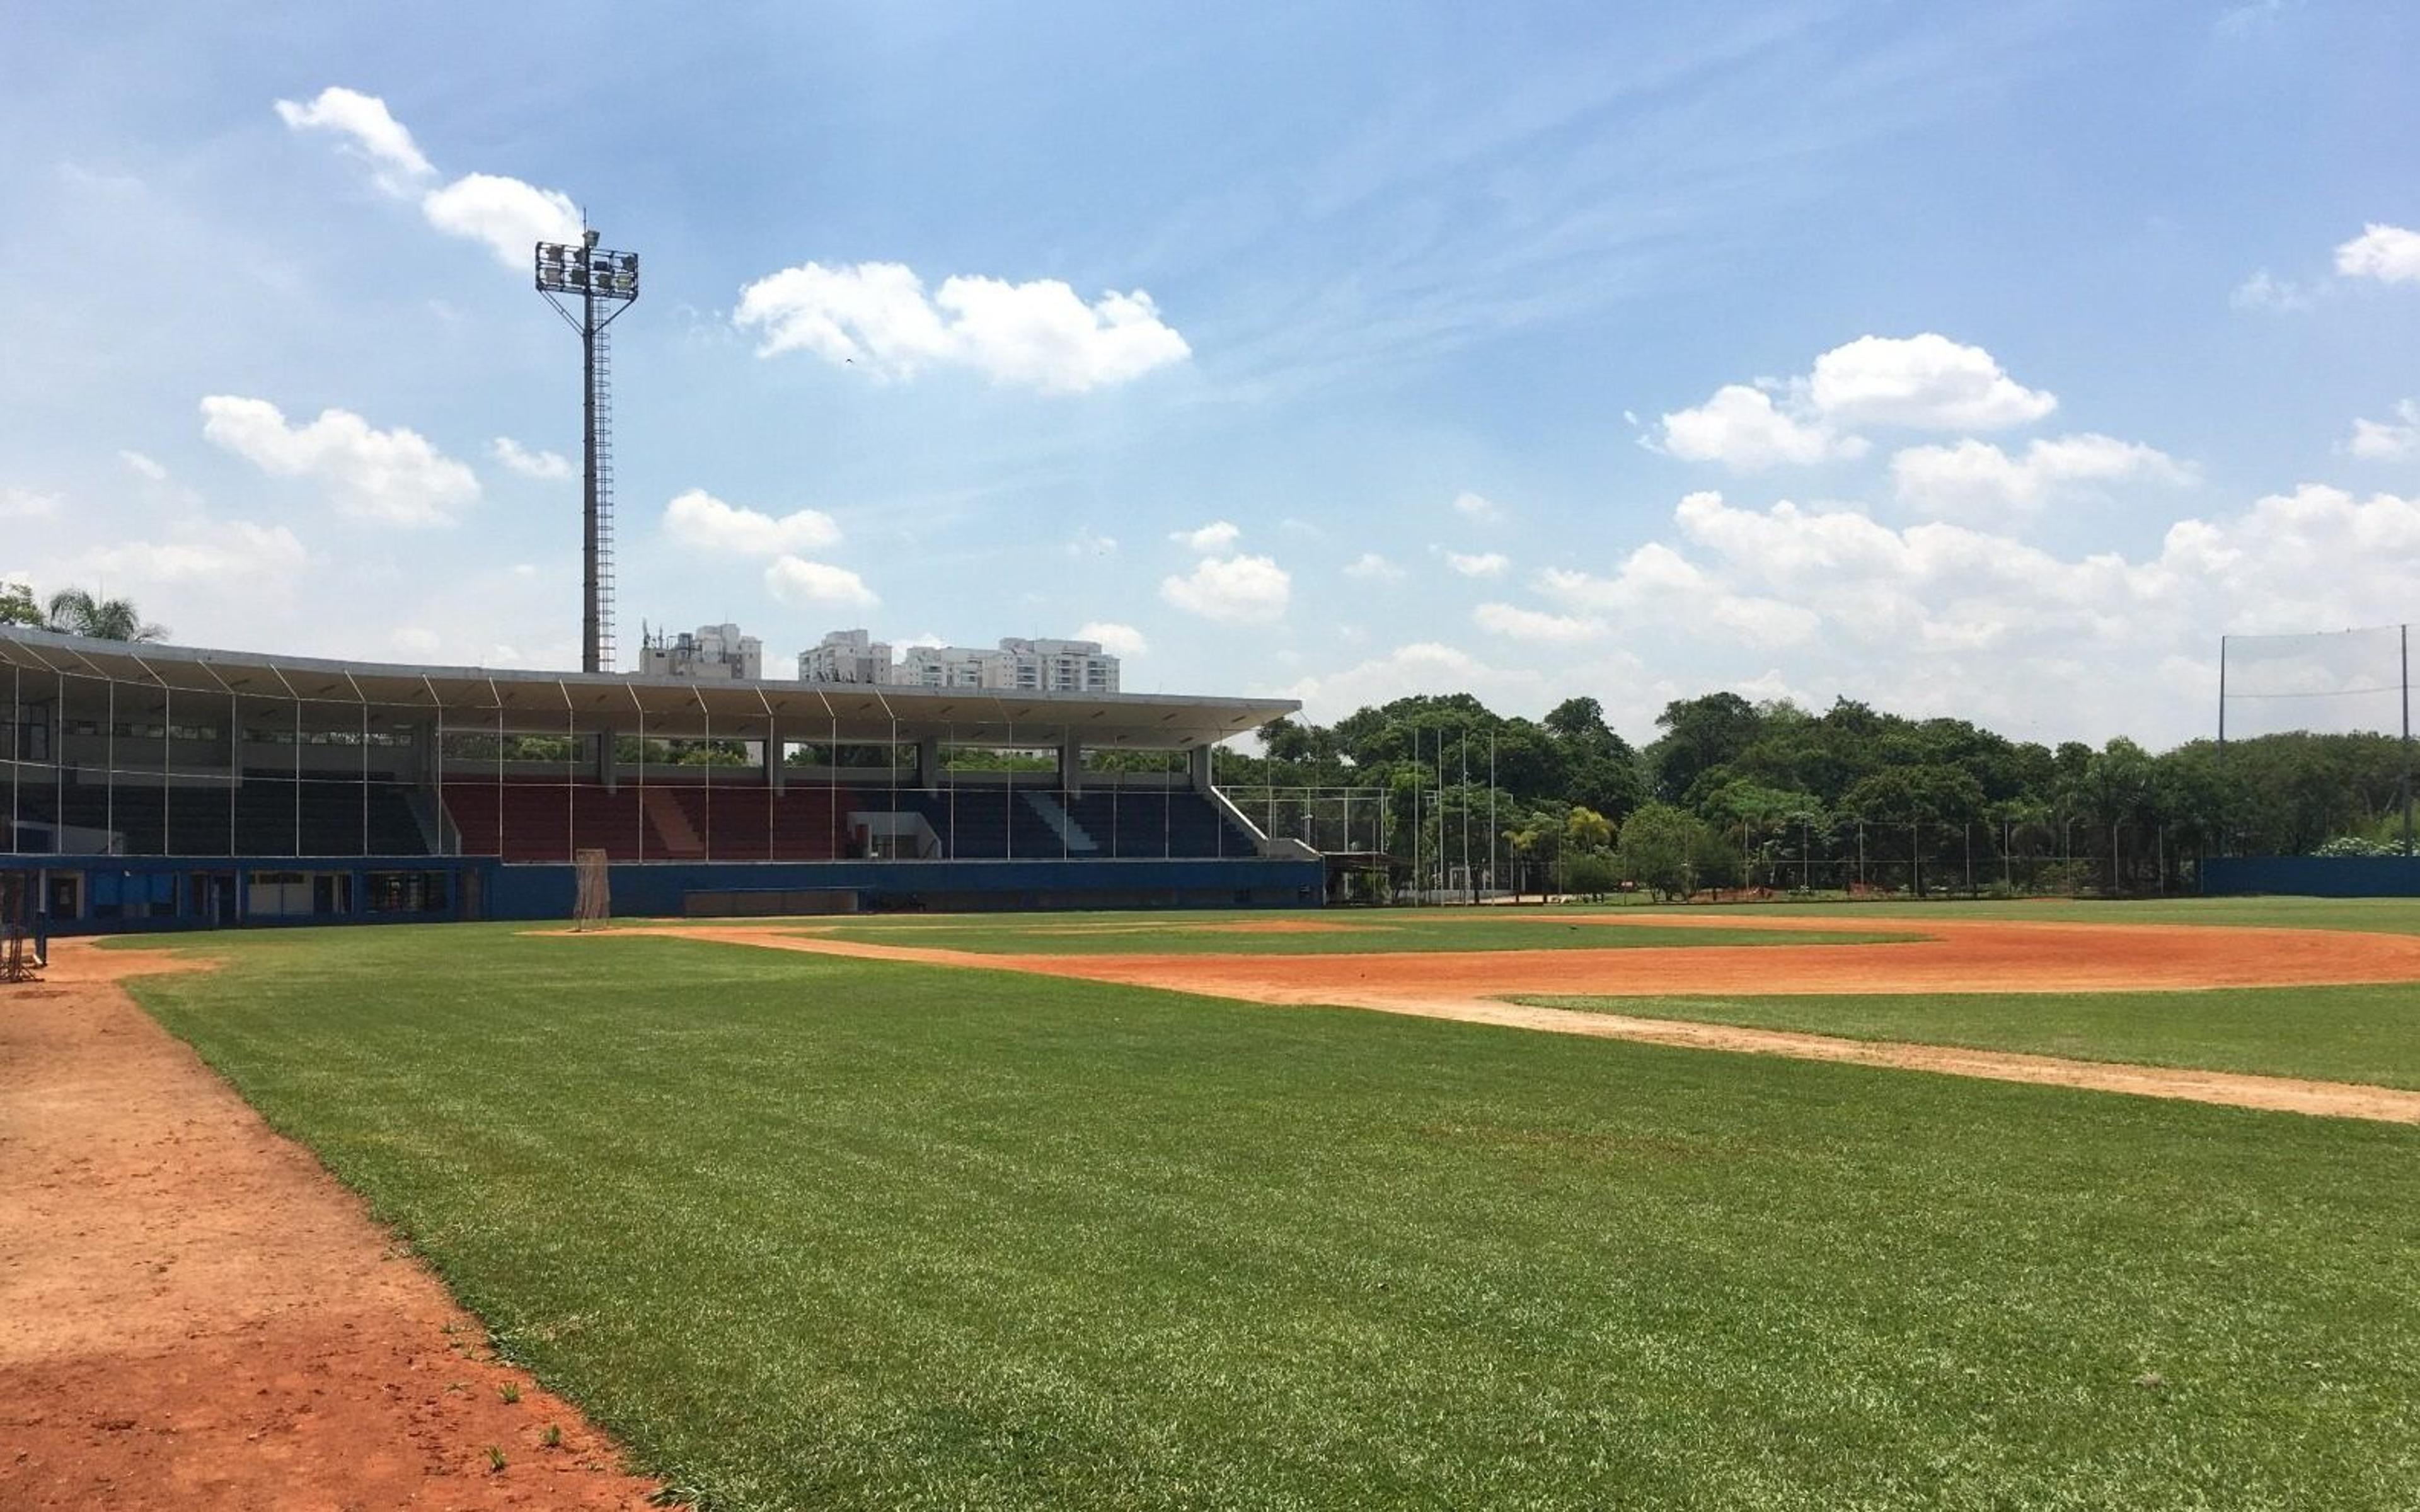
[571,847,612,931]
[2221,624,2410,742]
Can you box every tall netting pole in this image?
[2217,633,2228,857]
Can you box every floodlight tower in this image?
[535,227,639,673]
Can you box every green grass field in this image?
[1589,893,2420,936]
[122,919,2420,1511]
[794,911,1918,954]
[1518,983,2420,1089]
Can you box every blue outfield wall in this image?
[3,853,1327,936]
[2203,855,2420,898]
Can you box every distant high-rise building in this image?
[797,629,896,685]
[638,622,761,680]
[999,637,1121,693]
[804,632,1119,692]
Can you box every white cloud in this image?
[277,86,579,268]
[420,173,581,268]
[87,520,308,585]
[1443,549,1509,578]
[1451,491,1503,522]
[1405,480,2420,743]
[2215,0,2286,38]
[662,488,840,556]
[1066,526,1119,558]
[1472,602,1606,644]
[2231,270,2317,312]
[1538,535,1822,651]
[2336,224,2420,285]
[1590,484,2420,676]
[1075,621,1148,657]
[491,437,571,481]
[2139,484,2420,633]
[1160,553,1290,624]
[2,487,62,520]
[2349,401,2420,461]
[1655,335,2053,471]
[734,261,1190,392]
[1807,333,2057,430]
[764,555,877,610]
[273,86,434,193]
[1889,433,2192,518]
[1281,643,1552,726]
[199,396,476,526]
[118,450,168,482]
[1342,552,1406,582]
[1656,384,1866,470]
[1172,520,1242,553]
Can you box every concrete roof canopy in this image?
[0,627,1296,749]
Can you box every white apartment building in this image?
[809,633,1121,692]
[897,644,1011,689]
[1001,638,1121,694]
[797,628,895,685]
[638,622,763,680]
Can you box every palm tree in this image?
[44,588,166,643]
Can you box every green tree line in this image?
[1222,689,2413,895]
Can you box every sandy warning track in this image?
[0,943,662,1511]
[616,919,2420,1124]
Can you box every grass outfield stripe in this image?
[1516,982,2420,1091]
[1593,895,2420,936]
[125,924,2420,1511]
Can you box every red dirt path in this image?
[616,915,2420,1124]
[0,944,664,1511]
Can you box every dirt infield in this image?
[1025,913,2420,997]
[0,944,662,1510]
[618,917,2420,1123]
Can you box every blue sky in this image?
[4,1,2416,745]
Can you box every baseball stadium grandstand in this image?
[0,624,1322,934]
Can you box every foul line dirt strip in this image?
[610,923,2420,1125]
[0,942,664,1511]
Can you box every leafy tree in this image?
[1690,822,1744,890]
[1259,716,1318,764]
[1542,696,1609,742]
[1649,692,1762,801]
[0,581,41,627]
[1841,764,1986,826]
[1617,801,1705,901]
[45,587,164,642]
[1562,850,1620,899]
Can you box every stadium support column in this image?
[1187,743,1213,792]
[1059,735,1083,796]
[916,735,940,791]
[764,721,785,794]
[594,726,616,791]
